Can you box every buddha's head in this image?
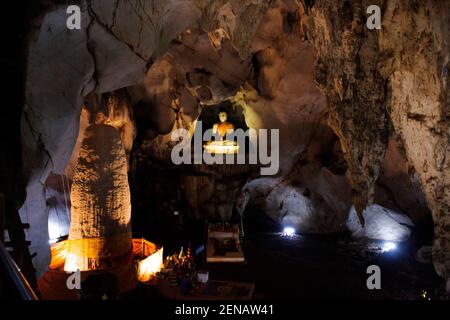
[219,111,228,123]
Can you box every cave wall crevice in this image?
[299,0,389,223]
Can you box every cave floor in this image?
[126,233,444,300]
[208,234,443,300]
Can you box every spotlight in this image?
[382,241,397,253]
[283,227,296,237]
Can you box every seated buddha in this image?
[213,111,235,139]
[204,111,239,154]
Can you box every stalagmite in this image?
[64,124,132,272]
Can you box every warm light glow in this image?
[64,252,82,272]
[49,240,68,270]
[204,140,239,154]
[137,247,164,282]
[283,227,296,237]
[49,237,163,279]
[382,241,397,253]
[63,233,132,272]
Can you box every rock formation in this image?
[378,0,450,282]
[346,204,414,242]
[65,124,132,272]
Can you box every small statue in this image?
[212,111,235,139]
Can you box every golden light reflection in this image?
[49,237,163,283]
[204,140,239,154]
[137,247,164,282]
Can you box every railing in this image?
[0,242,39,300]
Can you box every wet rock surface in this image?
[346,204,414,242]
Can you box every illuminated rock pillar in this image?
[64,124,132,272]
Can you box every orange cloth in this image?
[49,241,68,270]
[64,233,132,272]
[50,237,159,271]
[42,238,161,299]
[131,238,157,257]
[216,122,235,137]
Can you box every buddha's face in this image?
[219,112,227,123]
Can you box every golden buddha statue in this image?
[204,111,239,154]
[213,111,235,139]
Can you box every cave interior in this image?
[0,0,449,300]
